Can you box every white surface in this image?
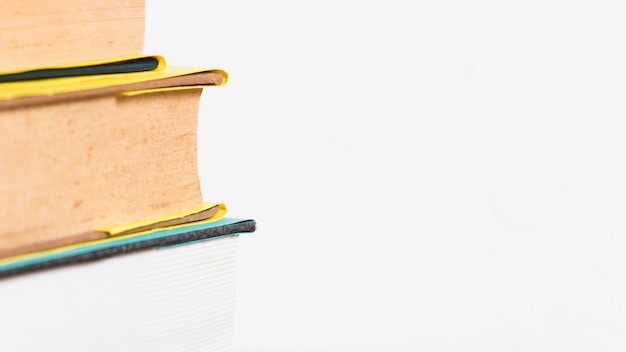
[146,1,626,351]
[0,236,239,351]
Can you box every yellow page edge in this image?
[0,66,228,101]
[122,85,221,96]
[98,202,227,235]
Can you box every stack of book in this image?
[0,1,255,350]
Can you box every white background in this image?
[145,1,626,351]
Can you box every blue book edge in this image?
[0,217,256,278]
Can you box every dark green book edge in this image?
[0,57,160,83]
[0,218,256,279]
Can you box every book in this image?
[0,61,228,258]
[0,218,256,351]
[0,0,145,72]
[1,3,256,352]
